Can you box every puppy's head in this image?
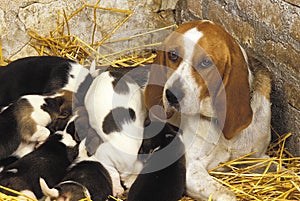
[45,90,74,132]
[144,20,253,139]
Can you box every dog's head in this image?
[144,20,253,139]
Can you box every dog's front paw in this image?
[30,125,50,142]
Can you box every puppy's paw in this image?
[30,126,50,142]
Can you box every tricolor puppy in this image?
[0,130,79,199]
[85,70,146,196]
[0,90,73,160]
[144,20,271,201]
[128,121,185,201]
[40,140,112,201]
[0,56,92,110]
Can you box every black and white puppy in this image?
[127,121,186,201]
[40,139,112,201]
[0,90,73,160]
[85,70,146,196]
[0,129,79,199]
[0,56,92,109]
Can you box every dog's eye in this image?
[198,57,213,69]
[168,50,179,62]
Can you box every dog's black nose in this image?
[166,88,184,106]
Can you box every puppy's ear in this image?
[144,49,168,120]
[214,43,253,139]
[39,177,59,198]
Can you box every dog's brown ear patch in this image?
[214,41,253,139]
[144,50,169,120]
[15,99,36,141]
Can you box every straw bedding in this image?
[0,2,299,201]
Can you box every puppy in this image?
[40,140,112,201]
[0,90,73,160]
[0,56,92,110]
[85,70,146,196]
[0,130,79,199]
[128,121,186,201]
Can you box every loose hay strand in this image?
[208,132,300,201]
[0,186,37,201]
[25,2,174,67]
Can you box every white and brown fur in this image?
[85,70,146,196]
[0,90,73,161]
[144,20,271,201]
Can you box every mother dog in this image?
[144,20,271,200]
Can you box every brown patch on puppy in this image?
[46,90,74,132]
[14,99,37,141]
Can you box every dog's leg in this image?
[186,165,236,201]
[95,144,124,196]
[121,160,143,189]
[102,163,124,196]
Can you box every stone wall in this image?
[0,0,177,60]
[1,0,299,155]
[176,0,300,156]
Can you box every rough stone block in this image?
[187,0,203,18]
[0,9,6,35]
[262,41,300,73]
[284,0,300,7]
[291,15,300,42]
[207,1,255,49]
[18,1,68,36]
[285,83,300,111]
[236,0,283,31]
[175,0,201,25]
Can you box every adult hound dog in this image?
[144,20,271,200]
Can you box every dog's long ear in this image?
[144,49,168,119]
[214,43,253,139]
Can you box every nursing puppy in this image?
[0,56,92,109]
[144,20,271,200]
[0,90,73,160]
[128,121,186,201]
[85,70,146,196]
[0,130,79,199]
[40,140,112,201]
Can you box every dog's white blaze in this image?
[182,28,203,65]
[164,28,204,114]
